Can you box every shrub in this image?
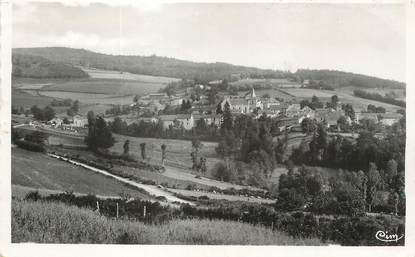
[15,140,45,152]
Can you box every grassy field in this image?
[41,78,167,95]
[12,89,55,108]
[12,147,152,200]
[12,200,321,245]
[280,87,403,112]
[82,67,180,83]
[237,88,295,101]
[37,90,134,105]
[230,78,300,88]
[111,134,219,170]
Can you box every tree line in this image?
[354,89,405,107]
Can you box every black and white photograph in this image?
[2,0,413,253]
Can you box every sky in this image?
[13,2,406,82]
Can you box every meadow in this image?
[111,134,219,170]
[12,200,321,245]
[12,147,152,200]
[280,88,403,112]
[82,67,180,83]
[230,78,300,88]
[12,89,55,108]
[41,78,168,95]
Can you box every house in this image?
[148,93,168,101]
[379,113,402,126]
[193,114,222,127]
[355,112,379,124]
[72,115,88,128]
[314,109,348,129]
[169,97,184,106]
[298,106,316,123]
[262,98,281,109]
[48,117,63,127]
[259,110,279,118]
[147,101,165,113]
[285,104,302,117]
[159,114,194,130]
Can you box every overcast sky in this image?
[13,2,406,82]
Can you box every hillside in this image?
[293,69,405,89]
[13,47,288,82]
[12,47,405,90]
[12,53,89,79]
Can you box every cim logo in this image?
[375,230,404,243]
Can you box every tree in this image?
[309,124,328,163]
[367,163,381,212]
[300,100,311,109]
[133,95,139,103]
[367,104,377,113]
[216,130,238,158]
[337,116,349,132]
[375,106,386,113]
[199,157,207,173]
[330,95,339,109]
[191,137,202,170]
[123,140,130,155]
[311,95,323,109]
[140,143,146,160]
[216,103,223,114]
[208,88,217,105]
[274,133,288,163]
[301,118,317,134]
[342,104,355,121]
[221,101,233,131]
[385,159,398,187]
[43,106,55,121]
[84,115,115,150]
[72,100,80,113]
[212,162,235,182]
[67,108,75,117]
[111,116,127,134]
[24,131,47,145]
[161,144,167,165]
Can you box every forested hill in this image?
[13,47,288,82]
[13,47,405,89]
[293,69,405,89]
[12,53,89,79]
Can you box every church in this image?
[220,88,262,114]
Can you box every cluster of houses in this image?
[44,86,403,133]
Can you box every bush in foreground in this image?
[12,200,321,245]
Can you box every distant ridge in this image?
[13,47,288,82]
[13,47,405,89]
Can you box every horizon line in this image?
[12,46,406,84]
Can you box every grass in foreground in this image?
[12,147,152,200]
[12,200,322,245]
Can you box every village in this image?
[26,81,403,139]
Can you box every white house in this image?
[159,114,194,130]
[72,115,88,127]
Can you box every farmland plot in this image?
[12,147,152,200]
[82,67,180,83]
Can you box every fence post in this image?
[143,205,146,218]
[96,201,100,214]
[116,202,119,219]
